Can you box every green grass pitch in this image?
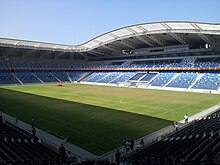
[0,83,220,155]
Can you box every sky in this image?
[0,0,220,45]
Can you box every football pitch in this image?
[0,83,220,155]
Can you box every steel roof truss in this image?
[90,50,108,56]
[135,36,155,47]
[146,35,166,46]
[170,33,188,44]
[198,34,213,44]
[102,45,121,53]
[117,40,136,49]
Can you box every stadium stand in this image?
[122,110,220,165]
[0,120,62,164]
[129,72,146,81]
[68,71,90,82]
[84,72,111,83]
[110,72,136,84]
[1,57,220,70]
[14,71,41,84]
[97,72,122,83]
[33,71,59,83]
[194,58,220,68]
[0,71,20,84]
[150,72,176,87]
[0,57,219,91]
[167,72,198,88]
[139,72,158,82]
[192,72,220,90]
[50,71,70,82]
[0,56,220,92]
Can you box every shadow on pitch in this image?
[0,87,172,155]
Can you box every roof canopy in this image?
[0,21,220,52]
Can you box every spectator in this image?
[172,121,178,131]
[130,139,134,151]
[184,114,188,124]
[59,144,66,164]
[59,144,66,156]
[32,127,36,138]
[115,149,121,165]
[122,139,127,146]
[140,139,145,147]
[31,117,34,128]
[66,151,71,165]
[126,140,131,153]
[122,139,127,152]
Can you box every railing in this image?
[0,67,220,71]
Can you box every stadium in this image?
[0,20,220,164]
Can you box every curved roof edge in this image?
[0,21,220,52]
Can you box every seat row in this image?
[0,57,219,69]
